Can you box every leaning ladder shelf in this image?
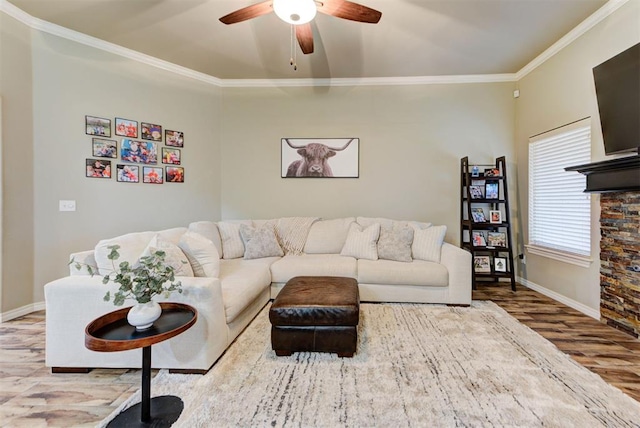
[460,156,516,291]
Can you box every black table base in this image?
[106,395,183,428]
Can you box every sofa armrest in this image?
[439,243,472,305]
[69,250,98,276]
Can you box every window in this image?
[527,118,592,267]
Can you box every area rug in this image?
[99,302,640,427]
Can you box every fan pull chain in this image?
[290,24,297,71]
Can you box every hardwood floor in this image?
[1,284,639,427]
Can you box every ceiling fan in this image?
[219,0,382,56]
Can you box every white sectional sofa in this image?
[44,217,472,373]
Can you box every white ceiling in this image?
[5,0,609,80]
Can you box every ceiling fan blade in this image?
[317,0,382,24]
[296,23,314,54]
[219,1,273,25]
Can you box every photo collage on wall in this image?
[84,115,184,183]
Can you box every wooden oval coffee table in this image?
[85,302,197,427]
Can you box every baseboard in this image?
[517,276,600,320]
[0,301,46,323]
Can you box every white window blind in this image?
[528,118,591,264]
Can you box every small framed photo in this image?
[489,210,502,224]
[141,122,163,141]
[471,208,486,223]
[485,182,499,199]
[494,257,507,272]
[472,231,487,247]
[92,138,117,158]
[115,118,138,138]
[165,130,184,147]
[86,159,111,178]
[474,256,491,273]
[469,185,483,199]
[85,115,111,137]
[162,147,181,165]
[116,164,139,183]
[166,166,184,183]
[143,166,163,184]
[484,168,500,177]
[487,231,507,247]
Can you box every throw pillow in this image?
[178,231,220,278]
[217,221,249,259]
[141,235,194,277]
[239,224,284,260]
[94,231,156,275]
[412,225,447,263]
[340,223,381,260]
[377,224,414,262]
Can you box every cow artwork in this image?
[283,138,357,178]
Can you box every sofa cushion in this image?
[303,217,355,254]
[340,223,380,260]
[217,221,251,259]
[412,225,447,263]
[141,235,194,277]
[239,223,284,260]
[357,259,448,286]
[94,227,187,275]
[187,221,222,256]
[377,224,414,262]
[178,231,220,277]
[219,258,278,323]
[270,254,358,283]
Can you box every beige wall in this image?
[0,14,223,311]
[0,14,34,313]
[221,84,516,245]
[514,0,640,311]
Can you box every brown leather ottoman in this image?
[269,276,359,357]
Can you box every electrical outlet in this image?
[518,253,526,265]
[59,200,76,212]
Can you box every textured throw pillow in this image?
[377,224,414,262]
[141,235,194,277]
[412,225,447,263]
[239,224,284,260]
[340,223,381,260]
[217,221,249,259]
[178,231,220,278]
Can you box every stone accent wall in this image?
[600,191,640,338]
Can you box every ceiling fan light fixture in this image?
[273,0,317,25]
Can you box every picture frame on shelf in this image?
[141,122,163,141]
[472,231,487,247]
[116,164,139,183]
[471,208,486,223]
[469,185,483,199]
[494,257,507,272]
[162,147,181,165]
[489,210,502,224]
[92,138,117,158]
[85,116,111,137]
[166,166,184,183]
[86,159,111,178]
[474,256,491,273]
[485,182,499,199]
[165,130,184,147]
[484,168,500,177]
[143,166,163,184]
[115,118,138,138]
[487,231,507,247]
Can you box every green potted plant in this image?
[71,245,183,330]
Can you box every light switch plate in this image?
[59,200,76,212]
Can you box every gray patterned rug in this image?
[100,302,640,427]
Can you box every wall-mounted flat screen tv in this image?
[592,42,640,155]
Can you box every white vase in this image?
[127,301,162,330]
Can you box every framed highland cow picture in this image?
[281,138,359,178]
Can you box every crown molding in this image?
[515,0,630,80]
[1,0,627,88]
